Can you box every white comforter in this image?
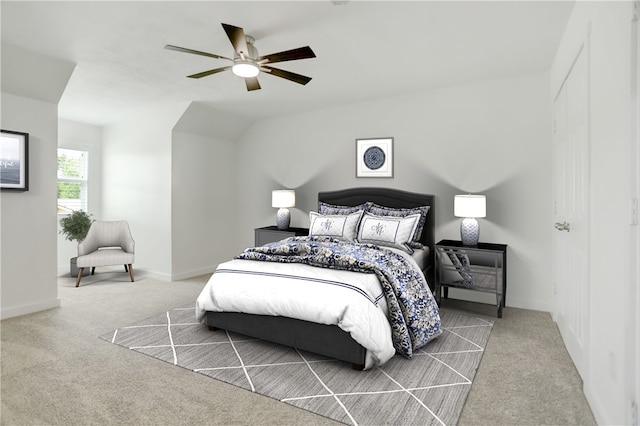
[196,246,423,368]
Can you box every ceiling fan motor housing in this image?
[236,35,259,61]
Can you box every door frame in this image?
[551,23,592,383]
[631,1,640,420]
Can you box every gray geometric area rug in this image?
[99,305,493,426]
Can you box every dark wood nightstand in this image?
[435,239,508,317]
[254,226,309,246]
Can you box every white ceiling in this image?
[1,1,575,127]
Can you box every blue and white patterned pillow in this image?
[309,211,363,242]
[439,250,465,283]
[356,212,421,253]
[446,249,474,286]
[318,201,370,216]
[367,203,430,249]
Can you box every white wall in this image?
[169,102,247,279]
[633,5,640,421]
[236,72,553,312]
[551,2,636,424]
[1,94,61,318]
[78,102,241,281]
[57,120,103,274]
[171,130,238,279]
[1,44,74,319]
[99,102,240,281]
[101,102,189,281]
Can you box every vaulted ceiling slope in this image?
[1,1,574,127]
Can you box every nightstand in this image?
[434,239,507,318]
[254,226,309,246]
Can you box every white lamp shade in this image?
[272,190,295,208]
[454,194,486,218]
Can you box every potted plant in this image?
[59,210,93,277]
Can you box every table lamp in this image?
[454,194,486,246]
[272,190,295,230]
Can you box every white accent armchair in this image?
[76,221,135,287]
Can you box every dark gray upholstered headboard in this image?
[318,187,436,285]
[318,187,435,249]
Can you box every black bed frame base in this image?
[206,311,366,370]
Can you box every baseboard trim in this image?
[444,289,551,313]
[171,266,216,281]
[0,298,61,320]
[58,265,215,283]
[505,296,551,313]
[583,380,607,425]
[137,270,172,282]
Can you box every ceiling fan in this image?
[165,23,316,91]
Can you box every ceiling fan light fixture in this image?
[232,61,259,78]
[166,23,315,91]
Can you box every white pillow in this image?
[308,211,363,242]
[356,212,420,253]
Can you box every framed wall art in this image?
[1,129,29,192]
[356,137,393,178]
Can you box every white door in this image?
[552,42,591,380]
[632,6,640,420]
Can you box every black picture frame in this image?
[1,129,29,192]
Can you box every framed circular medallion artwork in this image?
[356,137,393,178]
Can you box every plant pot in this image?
[70,257,90,278]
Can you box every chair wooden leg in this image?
[128,264,135,282]
[124,264,128,272]
[91,267,96,275]
[76,268,84,287]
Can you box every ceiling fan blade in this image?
[258,46,316,64]
[187,66,232,79]
[164,44,232,61]
[263,66,312,85]
[221,23,249,59]
[245,77,261,91]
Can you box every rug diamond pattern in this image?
[411,385,472,425]
[377,354,469,390]
[99,305,493,425]
[247,363,332,400]
[338,390,443,425]
[286,394,354,425]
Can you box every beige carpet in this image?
[100,304,493,425]
[0,271,596,425]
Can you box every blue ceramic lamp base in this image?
[460,218,480,246]
[276,208,291,230]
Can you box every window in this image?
[57,148,88,213]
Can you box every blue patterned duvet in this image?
[236,236,442,358]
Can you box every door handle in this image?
[554,221,571,232]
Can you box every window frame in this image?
[57,148,89,214]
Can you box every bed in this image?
[196,187,440,370]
